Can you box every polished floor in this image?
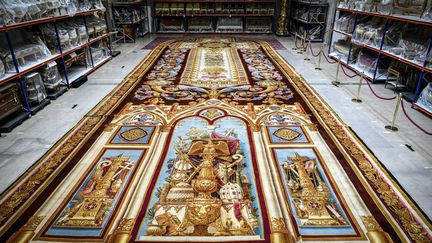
[0,34,431,221]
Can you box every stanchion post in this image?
[385,93,402,131]
[331,56,342,86]
[302,32,307,51]
[352,72,364,103]
[292,35,298,51]
[304,40,311,61]
[315,45,324,70]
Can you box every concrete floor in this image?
[0,34,431,221]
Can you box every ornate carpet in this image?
[1,37,431,243]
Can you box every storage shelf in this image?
[0,34,109,86]
[291,17,325,24]
[156,13,273,17]
[293,0,329,6]
[351,39,381,53]
[349,40,432,74]
[0,72,18,85]
[156,31,272,34]
[0,9,105,32]
[413,102,432,117]
[155,0,275,2]
[293,33,323,42]
[337,8,432,27]
[112,0,147,6]
[328,52,392,81]
[289,1,328,43]
[332,29,352,37]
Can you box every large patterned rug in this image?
[1,37,431,243]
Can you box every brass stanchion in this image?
[352,72,364,103]
[304,40,311,61]
[292,35,298,51]
[331,56,341,85]
[297,33,306,54]
[385,93,402,131]
[302,33,308,52]
[315,45,324,70]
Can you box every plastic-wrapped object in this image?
[0,60,5,78]
[3,0,28,23]
[0,0,15,25]
[90,0,105,11]
[422,1,432,20]
[335,15,356,33]
[61,0,78,16]
[40,61,63,93]
[87,15,107,35]
[39,24,59,54]
[353,18,385,48]
[79,0,91,11]
[354,50,376,72]
[23,72,47,104]
[188,17,213,32]
[3,29,51,72]
[22,0,42,21]
[160,18,184,32]
[416,82,432,113]
[70,18,88,45]
[392,0,426,17]
[399,38,428,64]
[90,42,108,64]
[333,38,351,56]
[216,17,243,32]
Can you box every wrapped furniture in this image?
[90,42,108,64]
[0,59,5,78]
[160,18,184,32]
[86,15,107,36]
[245,18,272,32]
[0,83,22,122]
[355,50,378,73]
[335,14,356,33]
[392,0,427,17]
[23,72,47,104]
[216,17,243,32]
[353,18,385,48]
[2,29,51,72]
[415,80,432,113]
[40,61,63,94]
[188,17,213,32]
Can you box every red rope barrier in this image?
[363,78,397,100]
[401,100,432,135]
[340,65,358,78]
[309,44,321,57]
[322,53,337,64]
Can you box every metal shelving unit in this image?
[289,0,329,42]
[0,8,112,132]
[328,3,432,116]
[154,0,275,33]
[111,0,150,43]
